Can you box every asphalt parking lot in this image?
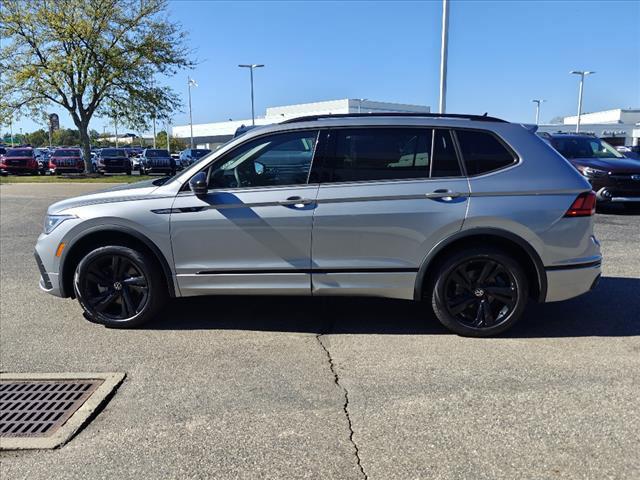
[1,183,639,479]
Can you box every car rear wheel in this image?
[430,247,528,337]
[73,246,166,328]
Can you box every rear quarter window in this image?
[455,129,516,175]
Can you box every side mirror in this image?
[189,171,208,196]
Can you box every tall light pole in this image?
[166,121,171,154]
[532,99,546,125]
[152,114,157,149]
[357,98,368,113]
[570,70,595,133]
[438,0,450,114]
[114,115,119,148]
[188,77,198,149]
[238,64,264,126]
[9,116,14,147]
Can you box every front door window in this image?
[209,131,319,189]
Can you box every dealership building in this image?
[172,99,431,149]
[538,108,640,146]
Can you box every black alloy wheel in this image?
[74,246,166,328]
[431,247,528,337]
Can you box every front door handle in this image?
[425,189,462,201]
[278,196,314,208]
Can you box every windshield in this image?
[101,149,126,156]
[551,137,624,159]
[146,149,169,158]
[6,149,33,157]
[53,149,80,157]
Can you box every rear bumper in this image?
[595,186,640,203]
[544,260,602,302]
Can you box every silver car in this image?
[34,113,602,336]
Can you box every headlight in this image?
[43,214,76,234]
[578,166,608,178]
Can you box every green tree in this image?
[24,129,49,147]
[155,130,186,152]
[52,128,81,146]
[1,0,193,171]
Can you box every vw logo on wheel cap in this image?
[473,288,485,297]
[113,281,123,291]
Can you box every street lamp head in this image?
[570,70,595,76]
[238,64,265,69]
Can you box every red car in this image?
[1,147,39,175]
[49,148,85,174]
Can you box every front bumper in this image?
[5,166,39,174]
[34,250,63,297]
[145,166,173,174]
[98,165,131,173]
[50,167,85,174]
[544,260,602,302]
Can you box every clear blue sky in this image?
[11,0,640,134]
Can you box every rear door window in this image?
[319,128,464,182]
[323,128,431,182]
[455,130,516,175]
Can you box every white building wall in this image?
[563,108,640,125]
[173,98,431,139]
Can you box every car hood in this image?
[570,157,640,172]
[47,179,167,214]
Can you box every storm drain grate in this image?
[0,380,103,438]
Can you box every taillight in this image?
[564,191,596,217]
[50,159,57,167]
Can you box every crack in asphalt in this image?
[316,331,369,480]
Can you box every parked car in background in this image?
[95,148,132,175]
[35,113,602,337]
[35,148,51,175]
[179,148,211,168]
[49,148,85,174]
[131,154,142,172]
[140,148,175,175]
[171,153,182,171]
[542,133,640,206]
[0,148,8,176]
[616,145,640,160]
[2,147,39,175]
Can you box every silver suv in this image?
[34,113,602,336]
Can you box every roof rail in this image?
[280,112,508,124]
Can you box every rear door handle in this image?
[425,189,462,200]
[278,196,314,207]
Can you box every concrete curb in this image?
[0,372,126,450]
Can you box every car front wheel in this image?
[430,247,528,337]
[73,245,166,328]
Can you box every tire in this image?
[430,247,529,337]
[73,245,167,328]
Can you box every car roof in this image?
[234,113,512,143]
